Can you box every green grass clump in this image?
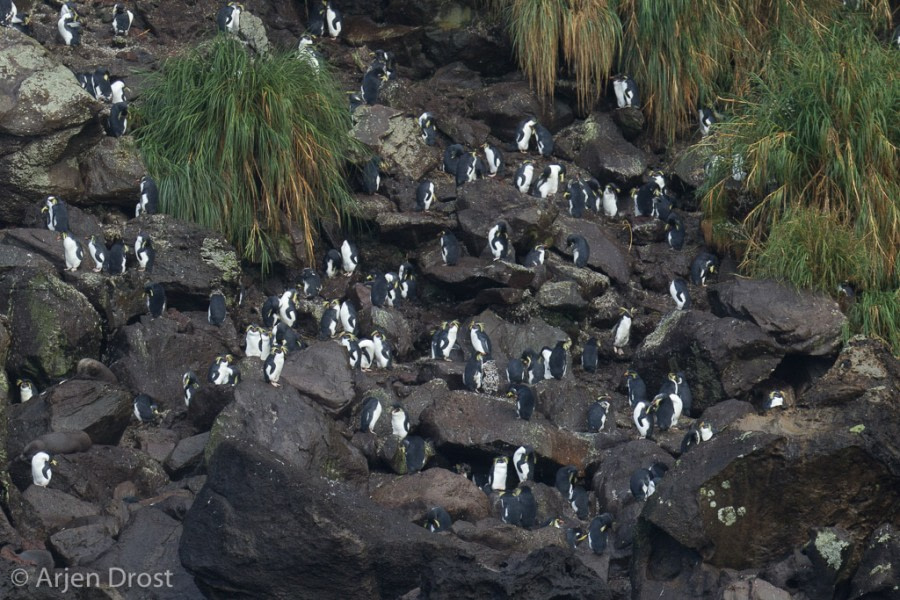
[849,290,900,354]
[133,36,359,274]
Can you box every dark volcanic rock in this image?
[49,520,116,566]
[370,467,490,523]
[849,523,900,599]
[802,335,900,407]
[78,137,145,206]
[21,486,99,531]
[279,342,356,414]
[350,104,441,180]
[552,215,632,285]
[418,246,536,293]
[709,279,846,356]
[469,81,573,142]
[554,112,651,182]
[46,380,132,445]
[50,445,170,504]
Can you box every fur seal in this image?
[20,431,92,460]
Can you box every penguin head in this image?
[605,183,620,193]
[550,517,565,528]
[667,372,681,384]
[449,320,460,330]
[619,306,635,318]
[650,394,665,411]
[372,330,383,340]
[493,456,508,466]
[562,340,572,351]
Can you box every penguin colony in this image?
[6,0,807,571]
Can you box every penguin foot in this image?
[270,382,281,388]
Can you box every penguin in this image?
[339,332,362,369]
[107,102,128,137]
[587,397,610,432]
[612,74,640,108]
[585,513,614,554]
[390,404,410,439]
[514,161,535,193]
[59,2,78,20]
[668,371,693,417]
[276,288,299,328]
[415,180,435,212]
[631,182,655,217]
[424,507,452,533]
[418,112,436,146]
[325,1,342,38]
[17,379,35,402]
[487,222,510,261]
[360,66,388,105]
[442,144,465,174]
[340,239,359,274]
[512,444,535,483]
[339,299,357,335]
[522,244,546,267]
[515,486,537,528]
[403,436,431,474]
[629,467,655,501]
[297,268,321,298]
[263,344,287,387]
[463,353,484,392]
[86,235,107,272]
[566,234,590,268]
[111,79,127,104]
[532,164,565,198]
[455,151,484,187]
[500,492,523,525]
[469,321,492,357]
[565,179,587,218]
[324,248,342,278]
[432,320,460,361]
[61,231,83,272]
[666,213,685,250]
[893,24,900,49]
[399,273,416,301]
[76,71,95,98]
[602,183,620,217]
[369,274,393,308]
[112,3,133,36]
[372,330,393,368]
[511,383,536,420]
[534,124,554,157]
[10,11,31,36]
[319,299,340,339]
[348,91,363,113]
[0,1,16,27]
[652,189,674,221]
[31,452,55,487]
[624,369,647,407]
[145,283,166,318]
[632,399,654,439]
[489,456,509,491]
[540,346,554,381]
[43,196,70,233]
[765,389,785,411]
[273,322,304,354]
[58,13,81,46]
[359,396,382,433]
[567,528,586,549]
[440,231,461,266]
[698,107,716,136]
[135,237,155,271]
[515,118,537,152]
[554,465,577,499]
[582,178,600,212]
[105,240,127,275]
[307,0,326,35]
[506,357,526,384]
[136,175,159,217]
[524,350,544,384]
[581,337,598,373]
[261,296,280,327]
[613,307,634,356]
[650,392,683,430]
[372,49,396,79]
[297,35,323,72]
[669,278,691,310]
[208,292,227,326]
[570,486,589,520]
[690,252,719,286]
[222,355,241,385]
[244,325,265,358]
[133,394,159,423]
[216,2,242,33]
[182,371,200,407]
[92,68,114,102]
[483,143,503,177]
[548,340,570,379]
[681,421,714,453]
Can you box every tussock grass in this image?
[133,36,359,275]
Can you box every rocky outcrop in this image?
[279,342,357,414]
[370,467,490,522]
[554,112,651,182]
[351,104,442,180]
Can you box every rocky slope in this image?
[0,2,898,599]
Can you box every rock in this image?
[671,144,710,190]
[419,391,595,469]
[697,399,755,430]
[633,310,784,410]
[802,527,854,598]
[180,441,504,599]
[49,445,170,504]
[237,11,270,55]
[534,377,604,432]
[849,523,900,599]
[374,210,458,248]
[418,246,536,294]
[0,268,102,382]
[476,309,568,359]
[551,216,632,285]
[370,467,490,522]
[547,257,610,298]
[109,313,235,411]
[350,104,441,180]
[78,136,145,206]
[553,113,651,182]
[802,335,899,407]
[536,280,587,313]
[469,81,574,142]
[134,428,179,463]
[590,439,675,520]
[165,432,210,478]
[49,521,116,566]
[88,507,204,599]
[720,577,792,600]
[418,13,514,75]
[709,279,846,355]
[367,306,414,360]
[611,107,645,141]
[46,380,132,445]
[279,342,356,414]
[206,379,368,485]
[21,486,99,531]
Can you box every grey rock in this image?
[350,104,442,180]
[536,280,587,312]
[468,81,574,142]
[280,342,356,414]
[849,523,900,600]
[50,445,171,504]
[165,432,210,478]
[237,11,270,55]
[369,467,490,523]
[47,380,132,445]
[49,522,116,566]
[78,136,145,206]
[554,112,651,182]
[552,215,632,285]
[21,486,100,531]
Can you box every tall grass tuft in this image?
[133,37,359,275]
[849,290,900,355]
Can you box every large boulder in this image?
[468,81,573,141]
[849,523,900,599]
[632,310,784,410]
[708,279,846,356]
[49,445,170,503]
[279,342,356,414]
[369,467,491,523]
[554,112,651,182]
[0,268,102,382]
[46,380,132,445]
[476,309,568,358]
[78,136,145,207]
[205,379,368,485]
[350,104,442,180]
[551,216,632,285]
[418,245,537,294]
